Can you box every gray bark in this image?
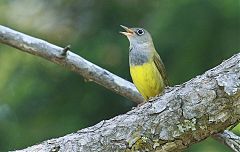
[0,25,239,151]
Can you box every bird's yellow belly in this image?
[130,61,165,100]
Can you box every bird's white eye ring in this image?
[136,29,144,36]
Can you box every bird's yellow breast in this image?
[130,61,165,100]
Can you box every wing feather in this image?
[153,51,169,86]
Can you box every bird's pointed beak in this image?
[120,25,134,37]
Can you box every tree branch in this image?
[0,25,144,104]
[1,25,239,151]
[213,130,240,152]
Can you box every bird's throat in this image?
[129,48,151,66]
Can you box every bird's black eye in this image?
[136,29,144,36]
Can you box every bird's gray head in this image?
[120,25,153,48]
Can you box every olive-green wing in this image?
[153,51,170,86]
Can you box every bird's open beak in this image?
[120,25,134,36]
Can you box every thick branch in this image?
[12,53,240,151]
[0,25,144,104]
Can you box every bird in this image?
[120,25,169,101]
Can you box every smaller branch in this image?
[0,25,144,103]
[213,130,240,152]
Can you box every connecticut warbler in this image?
[120,25,169,101]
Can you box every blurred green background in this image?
[0,0,239,151]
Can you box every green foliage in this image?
[0,0,239,151]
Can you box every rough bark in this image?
[0,25,239,151]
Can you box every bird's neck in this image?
[130,41,154,51]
